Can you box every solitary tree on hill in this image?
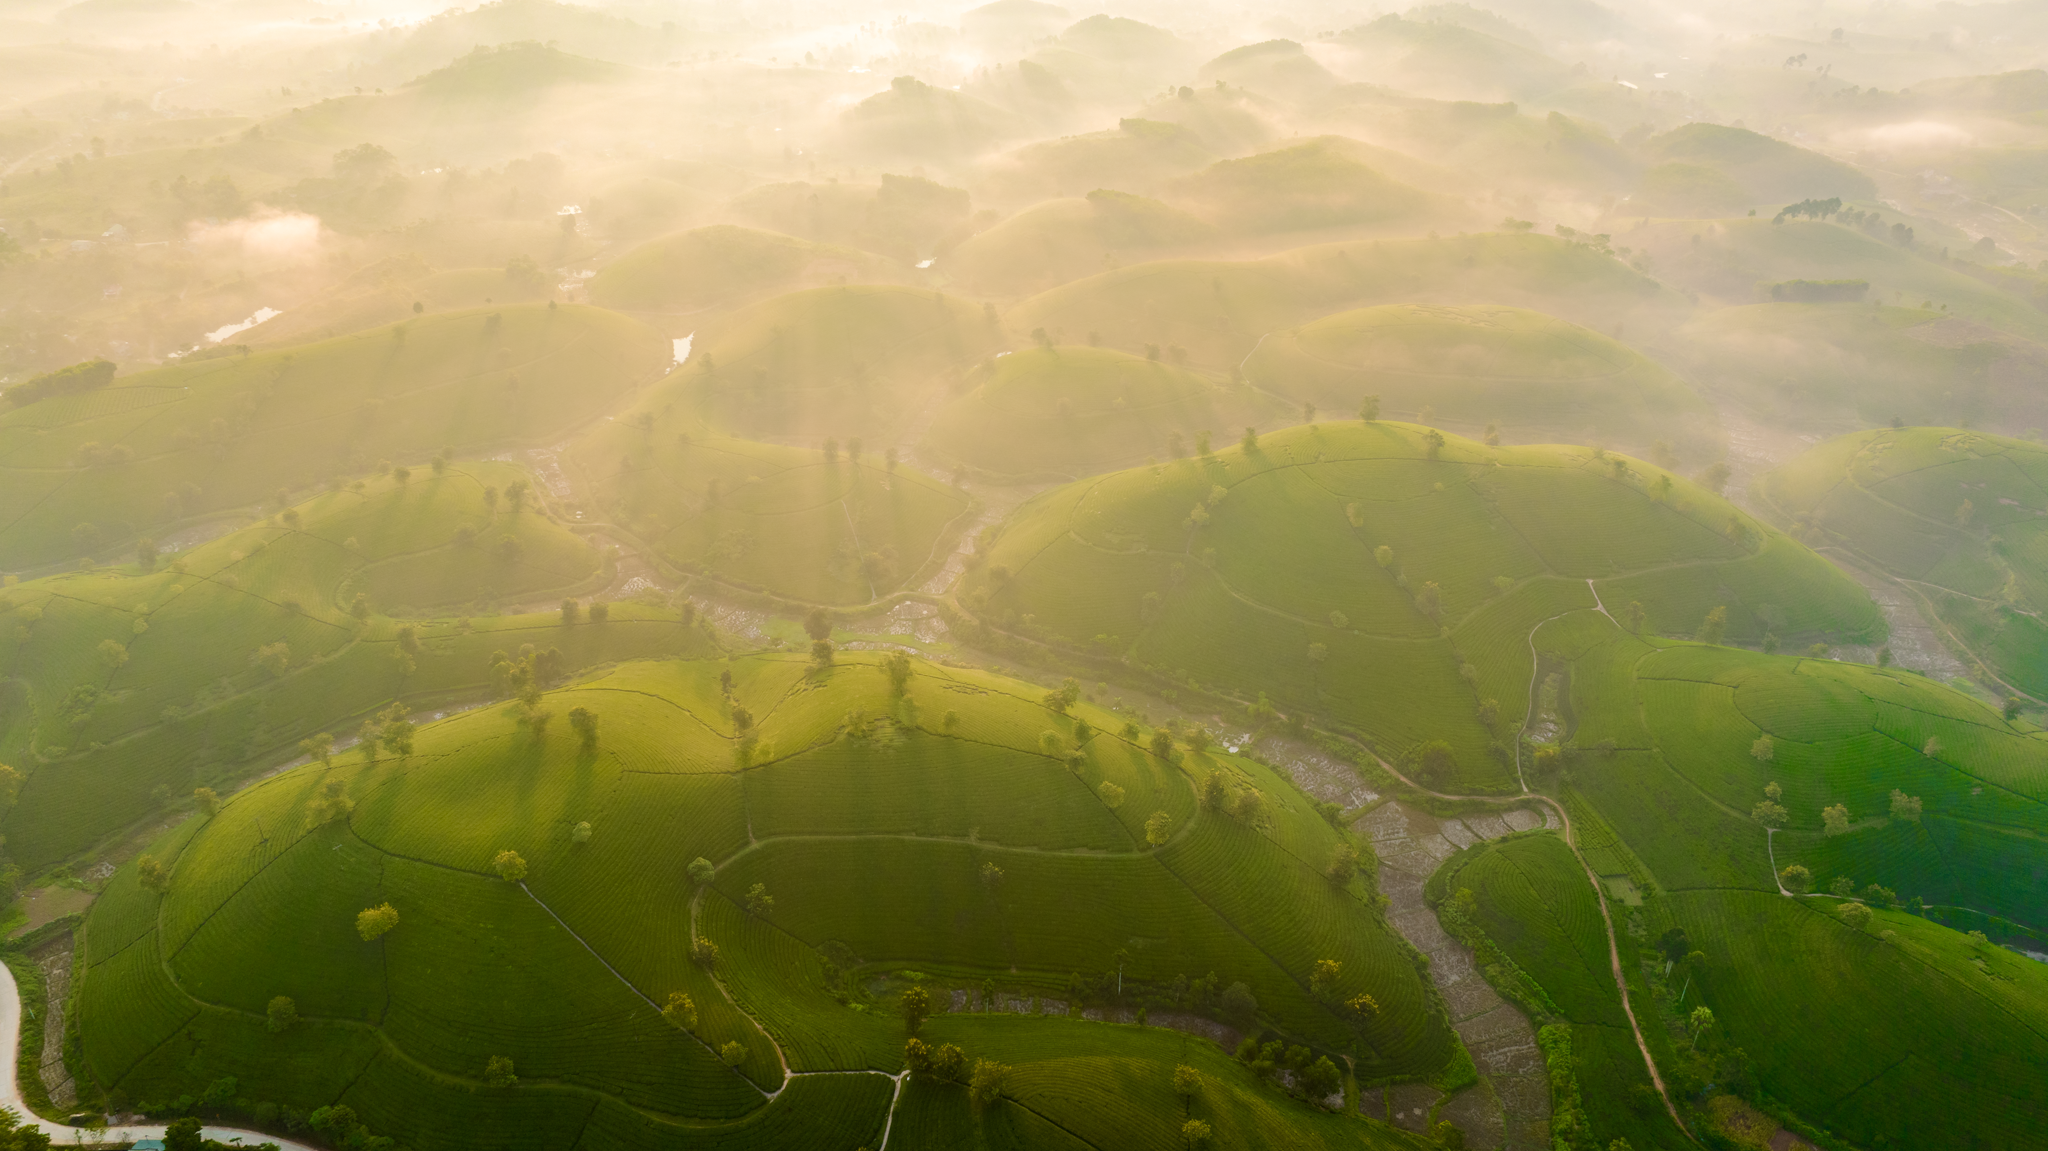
[1182,1119,1213,1147]
[688,857,715,885]
[1751,735,1774,761]
[1822,804,1851,835]
[661,991,697,1031]
[745,882,774,916]
[1149,729,1176,761]
[804,608,832,642]
[1413,741,1455,786]
[301,732,334,767]
[887,651,913,694]
[1360,395,1380,421]
[691,936,720,969]
[560,598,580,624]
[194,787,220,816]
[484,1056,517,1088]
[1750,800,1787,828]
[1326,842,1359,885]
[356,903,399,941]
[493,849,528,881]
[901,985,932,1035]
[137,854,171,893]
[1890,790,1922,822]
[1837,901,1873,932]
[569,706,598,751]
[1695,606,1728,645]
[1097,780,1126,809]
[969,1058,1010,1112]
[267,995,297,1033]
[1144,810,1173,846]
[1779,864,1812,893]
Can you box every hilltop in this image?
[918,345,1284,479]
[656,284,1002,444]
[1166,138,1465,239]
[1006,231,1675,373]
[1639,123,1877,205]
[1240,303,1715,455]
[1761,426,2048,699]
[1678,302,2048,432]
[963,420,1880,789]
[0,460,701,869]
[78,652,1452,1151]
[588,226,902,318]
[942,190,1215,298]
[0,304,670,570]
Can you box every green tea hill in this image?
[1638,124,1877,205]
[652,285,1003,444]
[588,226,902,319]
[77,651,1450,1151]
[1677,303,2048,433]
[963,421,1880,790]
[0,304,671,570]
[1449,605,2048,1148]
[1240,303,1715,453]
[972,118,1218,206]
[1761,426,2048,698]
[942,190,1216,298]
[0,461,704,870]
[1165,138,1465,240]
[1007,231,1674,374]
[918,345,1285,480]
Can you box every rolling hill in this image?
[653,284,1003,445]
[1639,123,1877,205]
[1761,426,2048,699]
[964,421,1881,789]
[1239,303,1715,454]
[1006,231,1675,374]
[1165,138,1464,239]
[941,190,1216,298]
[75,651,1452,1151]
[1676,302,2048,432]
[918,345,1284,479]
[0,460,697,869]
[0,304,671,571]
[588,226,901,318]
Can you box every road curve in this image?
[0,960,320,1149]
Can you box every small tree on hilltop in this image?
[662,990,697,1030]
[1325,842,1359,885]
[691,936,720,969]
[745,882,774,916]
[811,639,835,667]
[493,849,528,881]
[1830,876,1856,898]
[1173,1064,1201,1099]
[137,854,171,893]
[1198,770,1231,810]
[688,857,715,885]
[1149,729,1176,761]
[886,651,912,694]
[301,732,335,766]
[1097,780,1126,809]
[569,706,599,751]
[1219,981,1257,1028]
[195,786,221,816]
[266,995,297,1033]
[1822,804,1851,835]
[560,598,580,624]
[357,903,400,941]
[1695,606,1728,645]
[1309,959,1341,997]
[1779,864,1813,893]
[485,1055,517,1087]
[969,1058,1010,1113]
[979,860,1004,893]
[1302,1056,1342,1103]
[902,985,932,1035]
[1181,1119,1213,1147]
[1144,810,1173,846]
[804,608,832,642]
[1889,789,1923,822]
[1360,394,1380,421]
[1837,901,1873,932]
[1620,600,1646,633]
[1750,799,1787,828]
[1414,740,1455,786]
[1751,735,1774,761]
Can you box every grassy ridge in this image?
[0,463,708,868]
[77,651,1451,1148]
[1241,303,1713,449]
[919,345,1283,479]
[969,421,1878,785]
[1762,426,2048,697]
[588,225,901,316]
[0,304,669,568]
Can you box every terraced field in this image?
[77,652,1449,1149]
[967,421,1880,788]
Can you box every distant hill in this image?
[840,76,1031,163]
[1639,123,1876,205]
[589,226,902,316]
[1166,137,1464,238]
[943,190,1215,297]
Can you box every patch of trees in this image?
[1766,278,1867,302]
[2,358,114,408]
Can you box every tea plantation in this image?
[1761,426,2048,698]
[76,652,1445,1150]
[965,420,1880,789]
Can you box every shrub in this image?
[484,1055,517,1087]
[356,903,399,941]
[492,849,528,881]
[266,995,297,1033]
